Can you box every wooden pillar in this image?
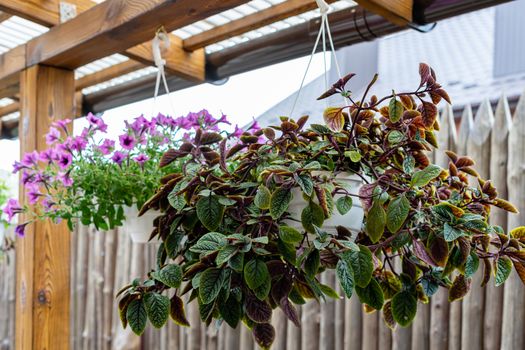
[16,65,75,350]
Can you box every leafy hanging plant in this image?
[117,64,525,349]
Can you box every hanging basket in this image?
[122,206,160,244]
[286,171,364,239]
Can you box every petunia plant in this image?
[0,179,14,260]
[4,110,253,235]
[117,64,525,349]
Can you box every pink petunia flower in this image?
[119,134,136,150]
[133,153,149,166]
[3,198,22,222]
[111,151,126,165]
[45,127,61,144]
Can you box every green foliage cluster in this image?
[118,64,525,349]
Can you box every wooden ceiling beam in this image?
[354,0,413,26]
[0,0,208,82]
[75,60,145,91]
[0,101,19,118]
[0,10,11,23]
[24,0,249,70]
[183,0,337,51]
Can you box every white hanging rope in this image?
[289,0,348,118]
[151,27,177,118]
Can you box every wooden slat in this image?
[183,0,337,51]
[355,0,412,26]
[17,65,74,350]
[25,0,249,70]
[125,35,205,82]
[0,102,19,118]
[501,91,525,350]
[0,74,20,100]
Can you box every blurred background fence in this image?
[1,91,525,350]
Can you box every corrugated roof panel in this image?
[0,16,48,54]
[0,98,14,107]
[75,54,128,79]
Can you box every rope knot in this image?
[315,0,331,14]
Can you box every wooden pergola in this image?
[0,0,510,349]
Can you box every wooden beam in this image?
[126,35,205,82]
[0,0,93,27]
[0,0,206,82]
[0,46,25,84]
[17,65,74,350]
[0,74,20,100]
[25,0,249,70]
[0,101,19,118]
[183,0,337,51]
[75,60,144,91]
[0,10,11,22]
[354,0,412,26]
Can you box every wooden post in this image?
[463,99,494,350]
[430,105,456,350]
[501,91,525,350]
[16,65,75,349]
[484,95,512,350]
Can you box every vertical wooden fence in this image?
[1,92,525,350]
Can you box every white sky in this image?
[0,53,329,175]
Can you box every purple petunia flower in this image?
[21,171,34,185]
[57,152,73,170]
[99,139,115,155]
[12,161,27,174]
[248,118,261,132]
[15,222,29,237]
[86,113,108,132]
[39,149,56,163]
[119,134,136,150]
[57,172,73,187]
[217,114,231,125]
[133,153,149,166]
[70,136,88,152]
[26,183,41,205]
[3,198,22,222]
[45,127,61,144]
[232,125,244,138]
[52,118,71,132]
[111,151,126,165]
[21,151,39,167]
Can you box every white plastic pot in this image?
[123,206,161,243]
[286,171,364,239]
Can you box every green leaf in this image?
[421,277,439,297]
[168,181,188,210]
[270,188,293,219]
[253,275,271,300]
[443,223,465,242]
[391,291,417,327]
[303,161,321,170]
[320,284,340,299]
[279,226,303,244]
[389,98,404,123]
[144,292,170,328]
[296,174,314,196]
[218,296,241,328]
[336,253,355,298]
[347,150,362,162]
[304,249,320,278]
[349,245,374,288]
[464,251,479,278]
[366,200,386,243]
[189,232,226,255]
[277,239,297,265]
[244,259,270,290]
[126,299,147,336]
[301,202,325,234]
[411,165,442,187]
[216,245,238,265]
[254,185,271,210]
[152,264,182,288]
[228,252,244,272]
[495,256,512,287]
[336,196,353,215]
[196,196,224,231]
[386,195,410,233]
[355,278,384,310]
[199,268,227,304]
[387,130,404,144]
